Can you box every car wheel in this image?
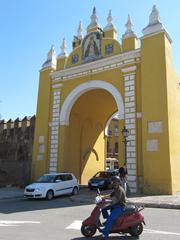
[46,190,54,200]
[72,187,79,195]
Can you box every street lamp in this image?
[121,126,129,164]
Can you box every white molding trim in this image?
[51,49,140,81]
[59,80,124,125]
[121,66,137,73]
[136,112,142,118]
[52,83,63,89]
[123,70,137,192]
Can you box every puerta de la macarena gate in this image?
[32,6,180,194]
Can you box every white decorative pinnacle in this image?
[122,14,135,39]
[149,5,161,25]
[77,21,83,40]
[142,5,169,39]
[103,9,116,31]
[87,7,99,30]
[107,9,113,25]
[58,38,68,58]
[41,45,56,70]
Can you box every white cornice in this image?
[141,29,172,44]
[51,49,141,82]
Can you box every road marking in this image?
[0,220,40,227]
[144,228,180,236]
[66,220,82,230]
[66,220,180,236]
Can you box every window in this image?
[59,174,73,181]
[107,141,110,153]
[105,43,114,55]
[108,130,112,136]
[114,126,119,137]
[114,142,119,154]
[72,54,79,64]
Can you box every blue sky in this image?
[0,0,180,120]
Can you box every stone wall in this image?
[0,116,35,187]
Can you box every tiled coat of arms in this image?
[82,32,102,63]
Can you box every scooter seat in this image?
[123,205,136,215]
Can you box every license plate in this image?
[91,183,98,187]
[25,193,33,196]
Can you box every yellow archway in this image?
[33,7,180,194]
[62,89,119,183]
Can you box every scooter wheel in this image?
[129,223,143,236]
[81,225,96,237]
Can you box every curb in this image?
[0,195,24,200]
[70,195,180,210]
[127,200,180,210]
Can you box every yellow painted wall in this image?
[122,36,138,52]
[165,37,180,193]
[141,32,171,194]
[32,68,53,180]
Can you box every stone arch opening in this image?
[60,80,124,125]
[59,81,124,183]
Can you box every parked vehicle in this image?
[24,173,79,200]
[81,192,145,237]
[88,170,118,190]
[106,158,119,170]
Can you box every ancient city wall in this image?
[0,116,35,187]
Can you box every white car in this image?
[24,173,79,200]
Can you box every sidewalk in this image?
[70,187,180,209]
[0,186,24,199]
[0,186,180,209]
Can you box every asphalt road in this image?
[0,196,180,240]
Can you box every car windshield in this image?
[35,175,56,183]
[94,172,110,178]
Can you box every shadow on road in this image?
[71,234,139,239]
[0,194,93,214]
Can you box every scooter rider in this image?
[101,176,126,238]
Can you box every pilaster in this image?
[121,66,137,193]
[49,84,62,172]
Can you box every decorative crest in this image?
[91,7,98,25]
[142,5,171,41]
[48,45,56,60]
[103,9,116,31]
[149,5,161,25]
[77,21,83,40]
[107,9,113,26]
[125,15,133,32]
[122,14,135,38]
[87,7,99,30]
[58,38,67,58]
[41,45,56,69]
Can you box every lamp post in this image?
[121,126,129,164]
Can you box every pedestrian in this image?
[119,163,128,194]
